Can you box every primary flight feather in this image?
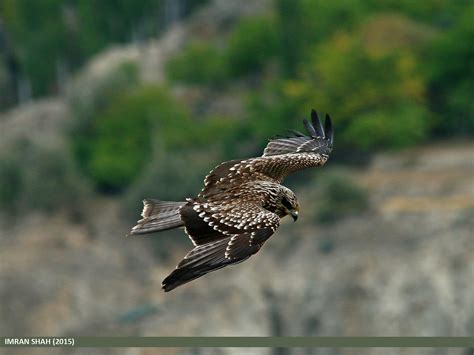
[129,109,334,291]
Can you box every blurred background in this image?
[0,0,473,354]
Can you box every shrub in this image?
[72,85,193,193]
[0,154,22,211]
[244,87,304,156]
[275,0,368,76]
[273,14,434,154]
[428,5,474,136]
[343,105,429,151]
[165,42,227,85]
[226,16,278,78]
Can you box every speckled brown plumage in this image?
[129,109,334,292]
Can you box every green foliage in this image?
[251,14,433,154]
[0,0,208,97]
[275,0,367,76]
[316,172,369,224]
[428,5,474,135]
[72,85,194,193]
[344,105,429,151]
[0,0,68,95]
[242,85,303,157]
[274,0,305,77]
[240,2,472,154]
[226,16,278,78]
[165,0,473,159]
[166,14,280,85]
[166,42,227,85]
[69,61,141,192]
[71,83,240,194]
[238,9,445,158]
[0,154,22,211]
[166,16,279,84]
[365,0,471,24]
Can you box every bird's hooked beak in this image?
[289,209,298,222]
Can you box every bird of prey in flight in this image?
[129,109,334,291]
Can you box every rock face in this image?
[0,98,69,150]
[1,143,473,355]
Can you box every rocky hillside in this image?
[1,142,472,355]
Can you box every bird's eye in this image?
[282,197,293,209]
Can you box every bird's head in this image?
[277,188,299,222]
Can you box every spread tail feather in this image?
[129,199,185,235]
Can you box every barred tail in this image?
[129,199,185,235]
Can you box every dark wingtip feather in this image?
[162,282,175,292]
[311,109,325,138]
[325,113,333,145]
[303,118,317,137]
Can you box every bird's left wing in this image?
[199,109,333,198]
[162,203,279,291]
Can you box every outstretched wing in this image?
[263,109,333,157]
[162,202,279,291]
[199,109,333,198]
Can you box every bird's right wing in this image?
[199,109,333,198]
[262,109,333,158]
